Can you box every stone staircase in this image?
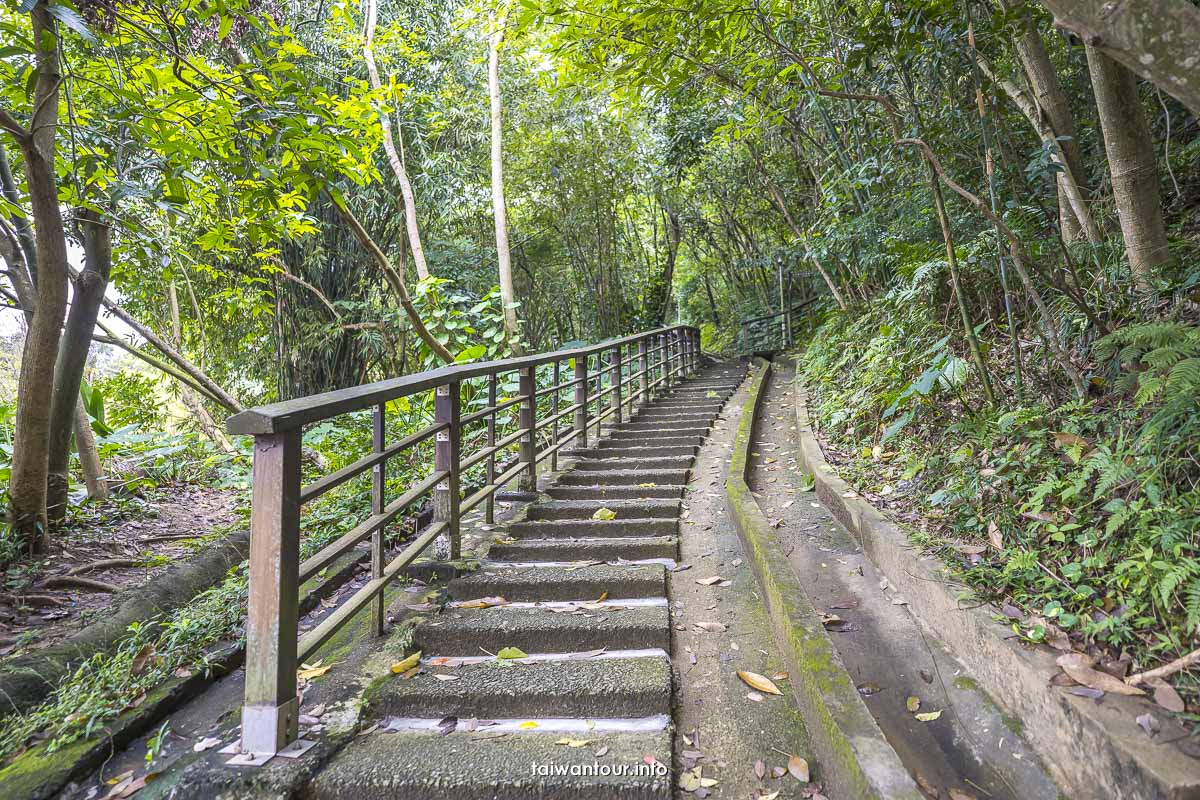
[307,362,746,799]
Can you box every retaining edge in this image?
[794,382,1200,800]
[724,358,922,800]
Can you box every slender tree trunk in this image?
[4,3,69,553]
[363,0,431,281]
[488,11,523,355]
[46,210,111,523]
[1086,46,1171,287]
[72,403,107,502]
[168,279,235,453]
[1003,2,1093,242]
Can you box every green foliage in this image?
[91,372,166,431]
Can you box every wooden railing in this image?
[738,297,818,353]
[226,324,701,754]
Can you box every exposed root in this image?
[67,558,140,576]
[1127,647,1200,686]
[0,593,68,607]
[40,576,120,593]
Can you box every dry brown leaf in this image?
[987,520,1003,550]
[737,671,783,695]
[696,576,725,586]
[787,755,810,782]
[1153,682,1186,713]
[1057,654,1145,697]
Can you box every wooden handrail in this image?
[229,324,701,756]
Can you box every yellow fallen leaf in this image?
[554,738,591,747]
[519,720,539,729]
[592,508,617,520]
[638,483,657,488]
[906,695,921,712]
[737,670,783,695]
[297,662,334,681]
[390,651,422,675]
[915,710,942,722]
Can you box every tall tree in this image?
[488,7,523,354]
[1086,46,1172,286]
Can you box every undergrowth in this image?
[799,294,1200,707]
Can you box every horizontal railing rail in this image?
[228,324,701,754]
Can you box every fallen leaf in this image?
[555,738,591,747]
[737,671,783,695]
[130,644,156,677]
[1153,682,1186,713]
[906,695,921,712]
[857,682,882,696]
[694,621,727,632]
[595,745,609,757]
[193,737,221,752]
[754,759,765,779]
[437,716,458,735]
[593,508,617,520]
[390,651,422,675]
[518,720,538,729]
[915,710,942,722]
[1056,654,1145,697]
[497,647,529,660]
[987,520,1003,550]
[453,596,508,609]
[787,755,810,782]
[1137,713,1161,737]
[948,790,978,800]
[433,674,460,682]
[746,692,764,702]
[696,576,725,586]
[298,661,334,681]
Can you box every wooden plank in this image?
[574,355,589,449]
[370,403,385,637]
[517,367,536,492]
[434,382,461,560]
[486,373,497,525]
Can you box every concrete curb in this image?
[794,382,1200,800]
[725,358,922,800]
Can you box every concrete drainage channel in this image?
[727,357,1060,800]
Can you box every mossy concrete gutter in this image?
[794,382,1200,800]
[724,357,922,800]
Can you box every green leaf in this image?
[46,3,96,43]
[496,647,528,660]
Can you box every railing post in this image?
[371,403,385,637]
[518,366,537,492]
[610,343,622,424]
[434,382,461,559]
[664,332,674,391]
[573,355,588,449]
[485,374,497,524]
[242,429,302,756]
[551,360,560,472]
[693,329,701,373]
[637,338,648,407]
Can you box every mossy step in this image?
[448,563,666,601]
[506,519,678,540]
[306,729,671,800]
[572,456,692,471]
[368,655,672,719]
[553,468,688,486]
[488,535,678,562]
[415,603,671,655]
[526,498,680,521]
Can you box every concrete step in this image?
[507,519,678,539]
[581,444,697,459]
[572,456,692,471]
[488,535,678,562]
[415,603,671,654]
[554,468,688,486]
[598,436,701,450]
[544,484,684,501]
[307,729,672,800]
[526,498,680,520]
[630,410,717,422]
[368,655,672,719]
[448,563,666,601]
[641,402,722,413]
[607,423,710,436]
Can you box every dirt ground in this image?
[0,485,240,660]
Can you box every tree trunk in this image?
[488,12,523,355]
[168,279,236,453]
[47,210,111,523]
[1038,0,1200,116]
[1086,45,1171,287]
[363,0,432,281]
[5,3,69,553]
[73,402,108,502]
